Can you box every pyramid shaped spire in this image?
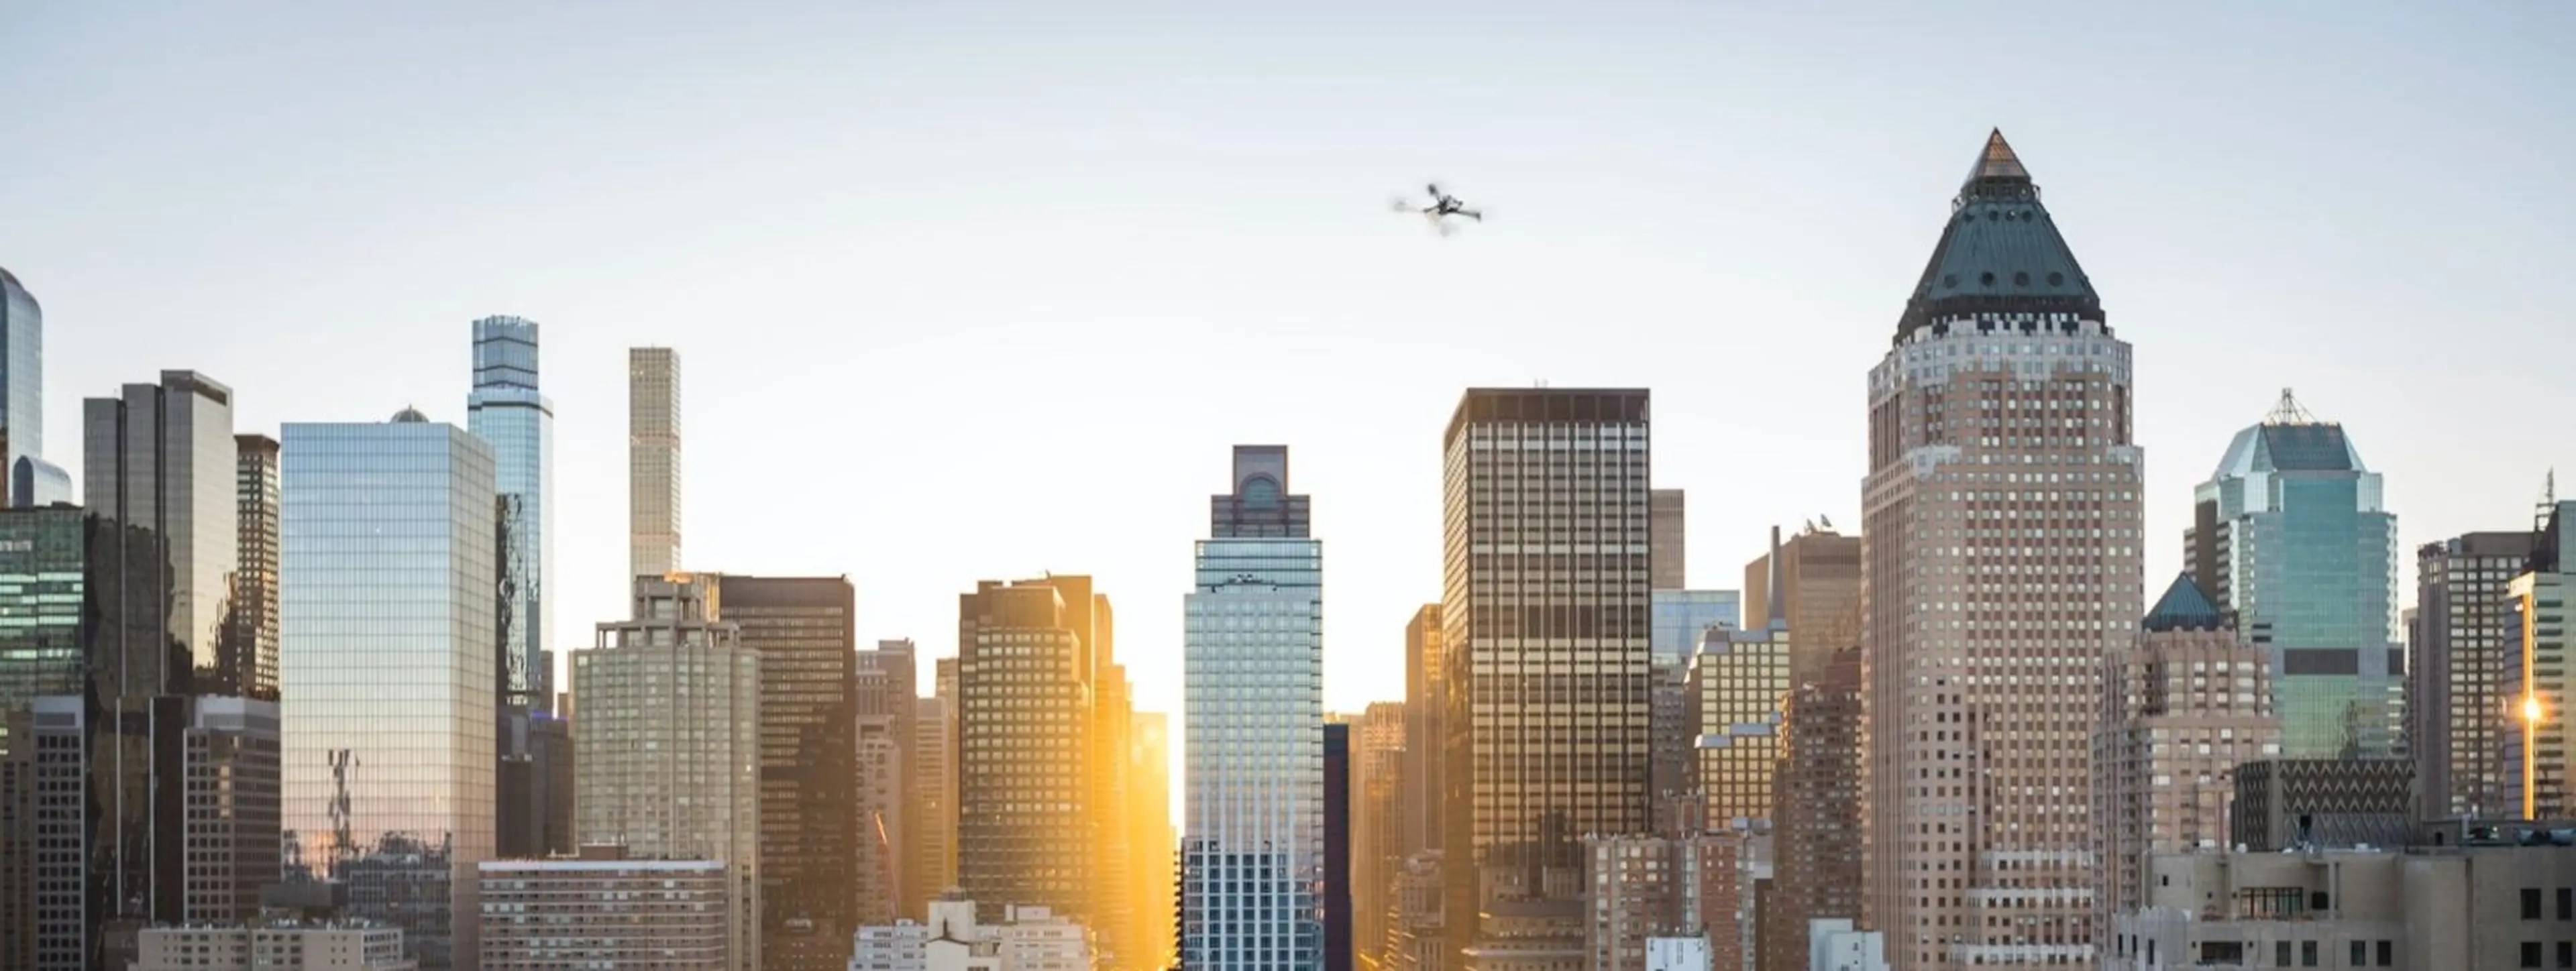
[2143,573,2226,632]
[1968,130,2029,194]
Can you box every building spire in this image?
[2265,388,2318,426]
[1766,525,1786,629]
[1964,128,2031,190]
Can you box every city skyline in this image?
[5,5,2570,735]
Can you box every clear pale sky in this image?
[5,3,2571,745]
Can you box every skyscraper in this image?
[1400,606,1442,862]
[83,370,274,960]
[1324,721,1352,971]
[0,505,90,967]
[1648,489,1686,591]
[1183,445,1325,971]
[912,693,957,910]
[855,664,904,927]
[231,435,280,702]
[861,640,920,919]
[1350,703,1404,971]
[1686,616,1787,831]
[577,573,761,971]
[1128,709,1178,971]
[468,317,555,711]
[282,408,498,971]
[2412,531,2537,821]
[1860,131,2143,969]
[2092,574,2280,925]
[629,348,682,581]
[957,577,1106,925]
[0,267,49,505]
[704,574,855,971]
[1740,524,1864,685]
[1439,388,1653,968]
[2508,498,2576,819]
[2187,391,2401,759]
[1762,643,1864,971]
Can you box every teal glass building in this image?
[2188,394,2402,759]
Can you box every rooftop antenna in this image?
[2265,388,2318,426]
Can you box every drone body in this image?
[1392,182,1484,235]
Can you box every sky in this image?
[3,2,2571,765]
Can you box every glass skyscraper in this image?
[0,267,44,496]
[280,409,496,971]
[468,316,553,710]
[1183,445,1324,971]
[2188,392,2402,759]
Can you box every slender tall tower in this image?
[1440,388,1652,967]
[2187,391,2400,760]
[0,267,51,504]
[231,435,282,702]
[1183,445,1325,971]
[1401,604,1444,862]
[469,316,555,711]
[629,347,682,580]
[282,408,498,971]
[1860,131,2142,970]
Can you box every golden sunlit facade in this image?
[1688,624,1788,830]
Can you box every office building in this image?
[2414,531,2538,821]
[629,347,682,579]
[2508,500,2576,819]
[1385,853,1444,971]
[576,573,762,970]
[702,574,856,971]
[1091,652,1139,971]
[1649,489,1686,591]
[81,370,278,958]
[1689,538,1790,832]
[1352,703,1405,971]
[282,408,497,970]
[914,695,957,906]
[0,267,46,506]
[231,434,281,701]
[1128,710,1178,971]
[468,317,555,711]
[1860,131,2143,968]
[1401,605,1443,862]
[1650,589,1740,804]
[1439,388,1653,970]
[863,639,926,918]
[1456,898,1583,971]
[0,504,85,966]
[1739,524,1864,685]
[1584,835,1724,971]
[1183,445,1326,971]
[479,849,733,970]
[957,576,1106,925]
[858,699,904,927]
[1763,644,1864,971]
[1326,721,1353,971]
[2187,391,2402,759]
[2092,573,2282,923]
[134,922,417,971]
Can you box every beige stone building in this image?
[2094,573,2282,924]
[1860,131,2147,968]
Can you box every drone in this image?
[1391,182,1483,235]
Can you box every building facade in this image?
[1764,646,1864,971]
[468,316,555,711]
[1402,605,1443,866]
[2186,392,2402,760]
[628,347,682,579]
[2412,532,2538,821]
[1128,709,1178,971]
[2092,574,2282,925]
[479,852,733,970]
[0,506,87,968]
[957,577,1104,927]
[1649,489,1686,591]
[1352,703,1405,971]
[1860,131,2144,968]
[1183,445,1326,971]
[281,410,497,971]
[231,433,281,702]
[1740,525,1864,686]
[2508,500,2576,819]
[1688,593,1789,832]
[1439,388,1654,970]
[0,267,42,503]
[135,922,417,971]
[706,574,856,971]
[576,573,763,970]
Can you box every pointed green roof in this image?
[2143,573,2226,632]
[1895,130,2104,344]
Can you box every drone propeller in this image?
[1390,196,1417,213]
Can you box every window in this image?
[2276,941,2292,966]
[2531,888,2548,921]
[2351,941,2366,966]
[2561,888,2572,920]
[2377,940,2393,966]
[2302,940,2316,966]
[2528,941,2546,968]
[2560,940,2573,969]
